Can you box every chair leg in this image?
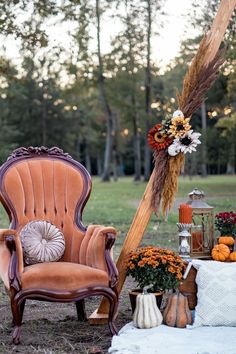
[11,299,25,327]
[20,299,26,318]
[11,298,24,344]
[75,299,87,321]
[107,292,119,335]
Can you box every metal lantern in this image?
[176,223,192,260]
[186,188,214,258]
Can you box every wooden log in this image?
[89,0,236,324]
[204,0,236,64]
[88,171,154,322]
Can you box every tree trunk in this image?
[226,143,235,174]
[112,148,118,181]
[96,153,102,176]
[96,0,114,182]
[74,112,81,161]
[133,131,142,181]
[144,0,152,181]
[125,0,142,181]
[131,95,141,181]
[42,83,47,146]
[84,139,91,174]
[112,113,118,181]
[201,102,207,177]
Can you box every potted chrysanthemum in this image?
[215,211,236,237]
[126,246,186,312]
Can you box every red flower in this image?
[148,124,173,151]
[215,211,236,235]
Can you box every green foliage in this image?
[0,0,235,176]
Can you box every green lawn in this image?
[83,175,236,255]
[0,175,235,257]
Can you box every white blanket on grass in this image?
[109,322,236,354]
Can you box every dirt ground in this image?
[0,279,134,354]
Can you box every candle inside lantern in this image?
[191,225,203,252]
[179,204,192,224]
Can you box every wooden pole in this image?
[89,171,154,322]
[204,0,236,64]
[89,0,236,324]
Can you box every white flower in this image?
[172,110,184,118]
[168,143,179,156]
[168,130,201,155]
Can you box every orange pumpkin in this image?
[229,252,236,262]
[211,244,230,261]
[218,236,235,246]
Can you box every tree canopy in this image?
[0,0,235,176]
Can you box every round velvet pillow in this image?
[20,220,65,265]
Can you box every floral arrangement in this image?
[148,111,201,158]
[148,36,224,218]
[126,246,186,292]
[215,211,236,236]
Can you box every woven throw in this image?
[191,260,236,327]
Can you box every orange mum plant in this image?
[126,246,186,292]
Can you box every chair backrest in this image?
[0,147,92,263]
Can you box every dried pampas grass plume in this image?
[161,153,185,217]
[151,150,169,215]
[177,36,225,117]
[150,34,224,218]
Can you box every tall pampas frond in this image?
[161,153,185,217]
[151,150,169,215]
[151,34,225,217]
[177,36,225,117]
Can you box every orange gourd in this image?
[163,292,192,328]
[211,244,230,261]
[218,236,235,246]
[229,252,236,262]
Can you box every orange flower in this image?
[126,246,185,292]
[138,260,145,267]
[128,263,135,270]
[168,266,175,273]
[148,124,173,151]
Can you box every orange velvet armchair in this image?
[0,146,119,344]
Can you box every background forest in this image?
[0,0,235,182]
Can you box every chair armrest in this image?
[79,225,118,287]
[0,229,18,241]
[0,229,24,279]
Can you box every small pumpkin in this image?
[133,285,163,329]
[229,251,236,262]
[211,244,230,261]
[218,236,235,246]
[163,291,192,328]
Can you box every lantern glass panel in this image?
[191,210,214,258]
[191,224,203,253]
[187,188,215,259]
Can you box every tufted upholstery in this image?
[1,158,89,263]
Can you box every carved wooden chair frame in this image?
[0,146,119,344]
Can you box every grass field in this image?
[1,175,235,255]
[83,175,236,254]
